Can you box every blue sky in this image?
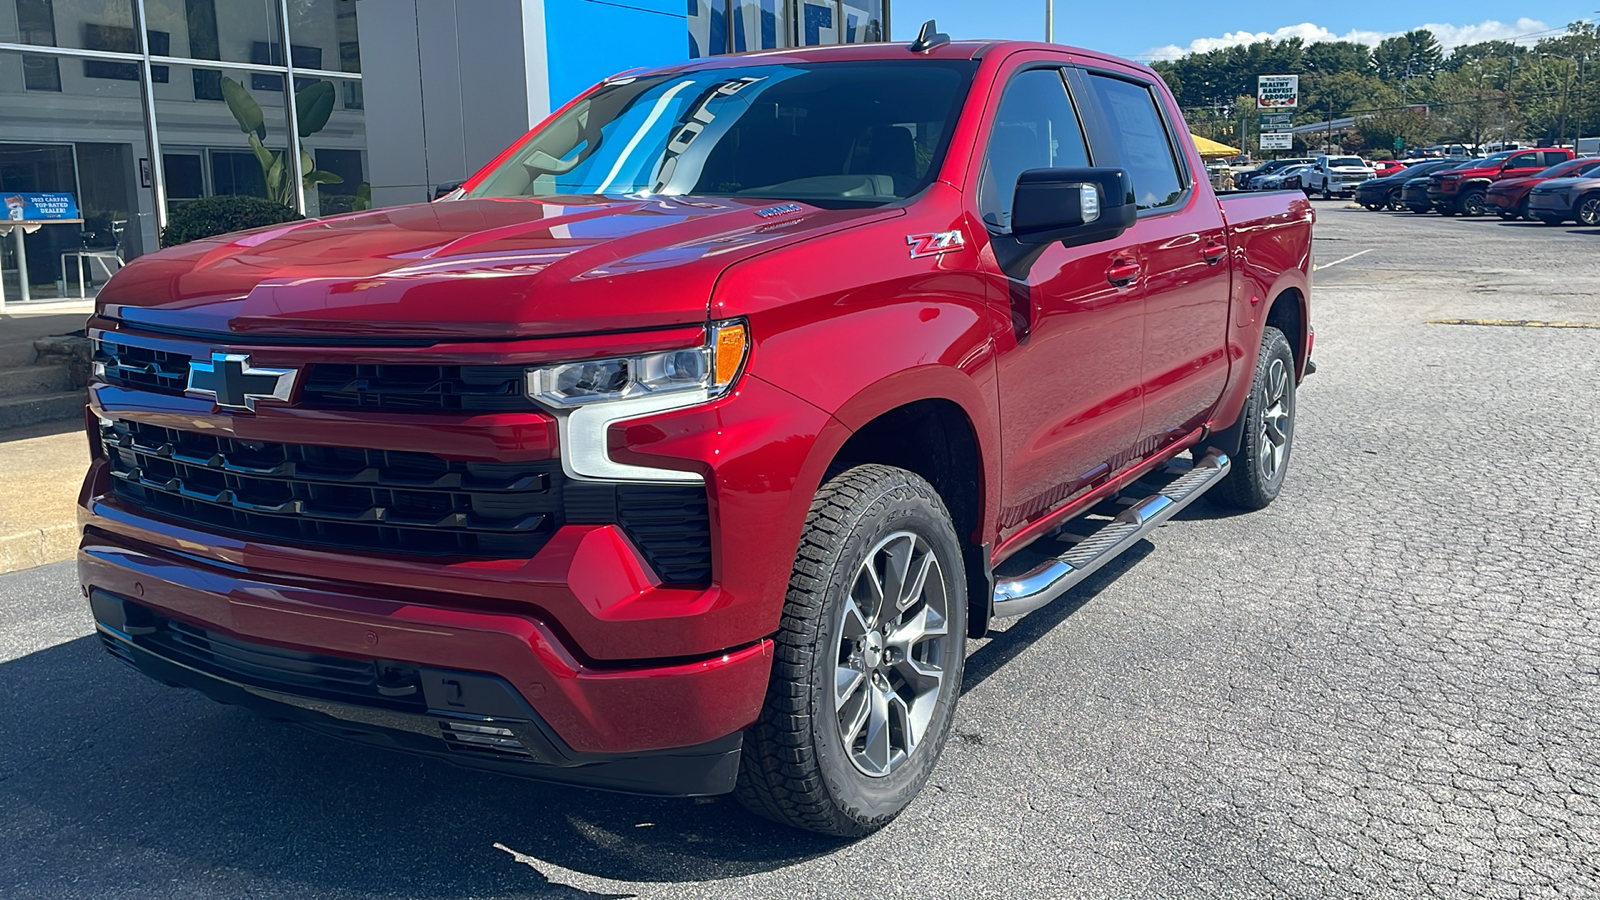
[890,2,1599,60]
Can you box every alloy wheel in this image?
[834,531,950,778]
[1258,357,1292,483]
[1579,195,1600,227]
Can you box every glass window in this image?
[143,0,279,65]
[686,0,726,58]
[287,0,360,73]
[977,68,1090,230]
[295,75,367,216]
[2,0,139,52]
[1507,152,1539,168]
[729,1,790,53]
[0,49,155,301]
[1543,151,1569,167]
[841,1,884,43]
[154,61,292,215]
[465,61,975,207]
[1088,74,1185,211]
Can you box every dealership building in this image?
[0,0,888,301]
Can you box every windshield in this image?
[464,61,975,208]
[1326,157,1365,168]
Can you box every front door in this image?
[976,64,1145,542]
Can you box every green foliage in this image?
[219,76,343,207]
[160,195,303,247]
[1161,19,1600,156]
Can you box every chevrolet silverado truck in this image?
[1306,155,1375,200]
[79,25,1313,837]
[1428,148,1574,216]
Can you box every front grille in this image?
[300,363,536,412]
[103,420,562,558]
[93,339,535,412]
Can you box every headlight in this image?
[527,320,748,408]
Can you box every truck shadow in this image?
[0,637,844,897]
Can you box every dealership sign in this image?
[1260,132,1294,150]
[1257,75,1299,109]
[4,192,80,222]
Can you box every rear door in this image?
[1079,68,1232,455]
[975,61,1145,541]
[1500,151,1545,180]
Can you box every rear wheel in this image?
[1578,193,1600,227]
[735,465,966,837]
[1460,188,1488,217]
[1386,191,1405,211]
[1214,327,1296,511]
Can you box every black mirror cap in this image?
[1011,167,1136,249]
[432,181,464,201]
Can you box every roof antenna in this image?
[908,20,950,53]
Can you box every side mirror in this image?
[432,181,464,201]
[994,167,1136,278]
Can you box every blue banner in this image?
[4,192,80,222]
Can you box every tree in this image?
[1373,30,1443,82]
[1305,41,1372,76]
[1434,59,1521,149]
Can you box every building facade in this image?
[0,0,887,301]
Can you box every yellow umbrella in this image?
[1190,133,1240,158]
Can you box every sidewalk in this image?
[0,422,87,574]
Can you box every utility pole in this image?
[1045,0,1053,43]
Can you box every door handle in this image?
[1107,261,1140,286]
[1202,241,1227,264]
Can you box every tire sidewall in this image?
[808,473,967,826]
[1236,328,1296,504]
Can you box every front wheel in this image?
[1460,189,1488,217]
[1213,327,1297,510]
[1578,193,1600,227]
[735,465,967,836]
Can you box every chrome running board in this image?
[990,453,1231,620]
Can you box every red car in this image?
[1488,156,1600,219]
[1371,160,1408,178]
[80,27,1313,835]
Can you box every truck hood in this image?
[99,196,893,340]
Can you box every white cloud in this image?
[1140,18,1552,61]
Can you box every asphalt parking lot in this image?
[2,204,1596,899]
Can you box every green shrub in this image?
[160,195,304,247]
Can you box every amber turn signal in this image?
[713,321,748,388]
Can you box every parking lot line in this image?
[1313,248,1373,271]
[1428,318,1600,329]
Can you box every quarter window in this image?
[977,68,1090,230]
[1087,74,1185,210]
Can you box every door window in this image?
[1086,74,1185,210]
[1508,152,1540,169]
[977,68,1090,230]
[1543,151,1570,167]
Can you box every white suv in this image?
[1309,155,1377,198]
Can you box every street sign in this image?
[1260,112,1293,131]
[1394,137,1405,151]
[1260,132,1294,151]
[1257,75,1299,109]
[3,192,80,222]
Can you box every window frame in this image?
[1073,66,1193,218]
[974,63,1096,235]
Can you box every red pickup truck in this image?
[79,26,1313,836]
[1427,148,1575,215]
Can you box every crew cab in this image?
[1355,159,1457,210]
[1428,148,1574,216]
[1306,155,1376,199]
[78,26,1313,837]
[1488,156,1600,220]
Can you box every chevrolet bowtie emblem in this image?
[186,352,297,412]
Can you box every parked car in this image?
[1307,155,1377,198]
[1487,157,1600,220]
[1355,160,1460,210]
[1259,163,1316,192]
[1528,167,1600,225]
[1427,148,1574,216]
[1402,162,1467,212]
[79,30,1315,836]
[1370,160,1408,178]
[1235,157,1313,190]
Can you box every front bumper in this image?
[90,587,745,794]
[1528,193,1572,216]
[80,531,770,791]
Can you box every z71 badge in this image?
[906,230,965,259]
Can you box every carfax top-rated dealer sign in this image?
[1257,75,1299,109]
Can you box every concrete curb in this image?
[0,523,77,575]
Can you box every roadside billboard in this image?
[1257,75,1299,109]
[1260,132,1294,151]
